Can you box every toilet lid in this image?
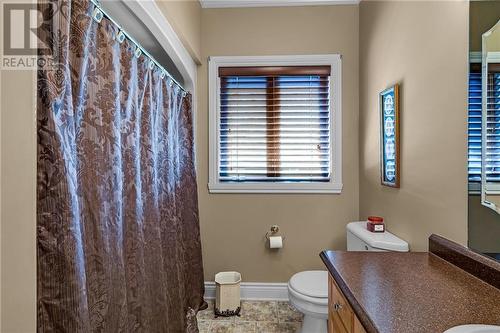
[289,271,328,298]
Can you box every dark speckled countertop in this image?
[320,250,500,333]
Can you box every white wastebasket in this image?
[214,271,241,317]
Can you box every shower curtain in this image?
[37,1,205,332]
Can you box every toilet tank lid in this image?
[347,222,409,252]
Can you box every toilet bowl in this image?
[287,270,328,333]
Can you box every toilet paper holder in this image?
[265,225,285,240]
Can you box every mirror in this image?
[481,19,500,213]
[468,2,500,261]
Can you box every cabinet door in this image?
[329,274,353,330]
[329,311,348,333]
[328,273,368,333]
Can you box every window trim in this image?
[208,54,343,194]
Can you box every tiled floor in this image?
[197,300,303,333]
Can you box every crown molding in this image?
[199,0,360,8]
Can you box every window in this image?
[468,66,482,190]
[468,61,500,192]
[208,55,342,193]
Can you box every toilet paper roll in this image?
[269,236,283,249]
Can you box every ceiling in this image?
[199,0,360,8]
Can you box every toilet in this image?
[288,221,409,333]
[288,270,328,333]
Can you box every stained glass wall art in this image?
[380,85,400,187]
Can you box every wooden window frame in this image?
[208,55,343,194]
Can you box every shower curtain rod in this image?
[89,0,188,94]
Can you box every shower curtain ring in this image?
[116,31,125,43]
[92,8,103,23]
[134,47,142,58]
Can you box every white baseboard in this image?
[204,282,289,301]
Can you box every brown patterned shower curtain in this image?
[37,1,205,332]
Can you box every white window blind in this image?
[218,66,331,183]
[468,68,500,183]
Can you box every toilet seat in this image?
[289,270,328,298]
[288,284,328,306]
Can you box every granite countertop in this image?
[320,250,500,333]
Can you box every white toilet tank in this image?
[346,222,409,252]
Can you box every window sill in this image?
[208,182,343,194]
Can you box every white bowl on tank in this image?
[347,222,409,252]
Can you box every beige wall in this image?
[156,0,202,64]
[198,6,359,282]
[0,69,37,332]
[359,1,469,251]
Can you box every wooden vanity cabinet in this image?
[328,274,367,333]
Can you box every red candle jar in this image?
[367,216,385,233]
